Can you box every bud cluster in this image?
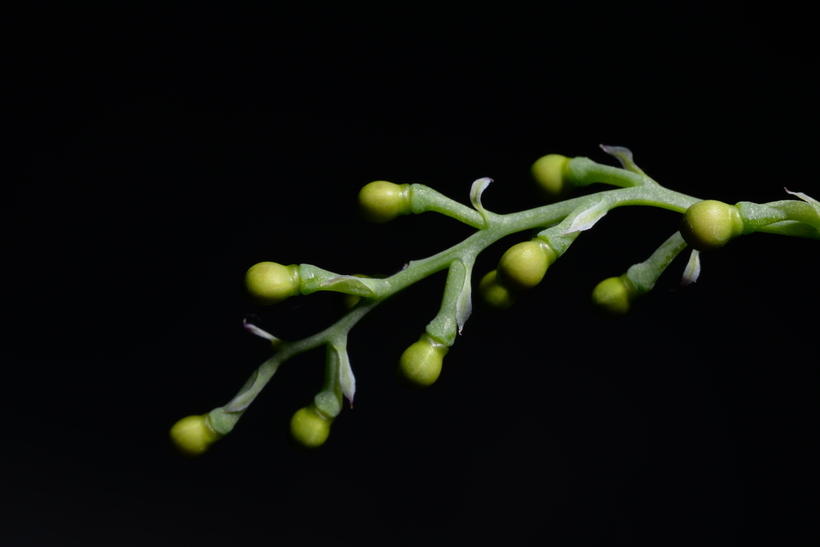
[170,146,819,455]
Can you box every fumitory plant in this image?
[169,146,820,456]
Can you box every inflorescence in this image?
[170,146,819,456]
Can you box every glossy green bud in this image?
[679,200,744,251]
[290,404,333,449]
[478,270,516,309]
[591,276,636,317]
[169,414,222,457]
[358,181,412,223]
[531,154,573,199]
[245,261,301,305]
[496,240,555,290]
[398,333,449,387]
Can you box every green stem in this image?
[409,184,485,228]
[625,232,689,294]
[425,258,474,346]
[737,200,820,238]
[568,156,657,188]
[314,342,344,418]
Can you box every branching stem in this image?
[185,150,817,447]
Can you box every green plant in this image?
[169,145,820,456]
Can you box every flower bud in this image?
[496,240,554,291]
[169,414,222,457]
[290,404,333,449]
[358,181,412,223]
[478,270,516,309]
[531,154,573,199]
[245,261,301,305]
[591,276,636,317]
[679,200,744,251]
[398,333,448,387]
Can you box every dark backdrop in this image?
[4,8,817,546]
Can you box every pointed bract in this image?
[336,343,356,407]
[243,319,280,343]
[455,264,473,334]
[681,249,701,287]
[600,144,648,176]
[563,198,609,234]
[470,177,493,223]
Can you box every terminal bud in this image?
[358,181,412,223]
[479,270,516,309]
[531,154,573,199]
[245,262,301,305]
[398,333,449,387]
[290,404,333,449]
[591,275,636,318]
[169,414,222,457]
[496,240,554,290]
[679,200,744,251]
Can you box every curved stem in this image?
[625,232,689,294]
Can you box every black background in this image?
[4,7,818,546]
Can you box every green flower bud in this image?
[245,261,301,305]
[496,240,555,291]
[169,414,222,457]
[398,333,449,388]
[290,404,333,449]
[478,270,516,309]
[358,181,412,223]
[531,154,573,199]
[679,200,744,251]
[591,275,636,317]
